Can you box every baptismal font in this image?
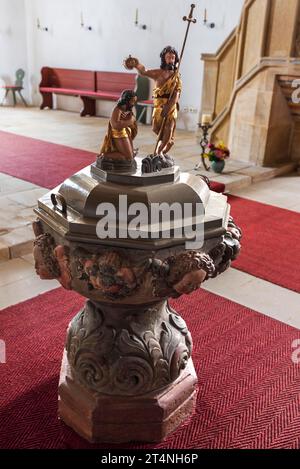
[32,4,241,443]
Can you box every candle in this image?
[201,113,212,125]
[135,8,138,25]
[204,8,207,22]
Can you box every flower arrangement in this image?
[204,141,230,162]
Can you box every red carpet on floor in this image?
[0,130,96,189]
[0,130,224,192]
[229,195,300,293]
[1,287,300,449]
[209,180,225,193]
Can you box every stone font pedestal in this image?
[58,299,197,443]
[59,351,197,443]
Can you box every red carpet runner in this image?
[1,287,300,449]
[0,130,224,192]
[228,195,300,293]
[0,130,96,189]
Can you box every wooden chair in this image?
[1,69,28,106]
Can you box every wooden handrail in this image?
[210,57,300,135]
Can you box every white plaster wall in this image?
[0,0,29,104]
[1,0,245,129]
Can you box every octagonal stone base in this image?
[58,350,198,443]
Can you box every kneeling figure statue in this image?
[99,89,138,163]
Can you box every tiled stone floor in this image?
[0,106,299,332]
[0,174,47,260]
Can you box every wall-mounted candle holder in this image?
[80,12,92,31]
[134,8,147,30]
[37,18,48,32]
[203,8,215,29]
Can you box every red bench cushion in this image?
[137,100,153,105]
[80,90,120,100]
[40,87,82,96]
[40,87,129,102]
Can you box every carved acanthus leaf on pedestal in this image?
[66,300,192,396]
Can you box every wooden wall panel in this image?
[265,0,298,57]
[201,61,219,116]
[213,115,230,144]
[215,42,236,115]
[241,0,266,76]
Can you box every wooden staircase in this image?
[199,0,300,168]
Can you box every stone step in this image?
[186,160,297,193]
[0,177,47,261]
[0,227,34,261]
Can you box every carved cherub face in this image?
[173,269,207,295]
[54,245,72,290]
[33,244,55,280]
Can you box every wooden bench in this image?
[39,67,95,115]
[39,67,137,117]
[80,71,137,116]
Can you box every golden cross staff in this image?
[153,3,197,155]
